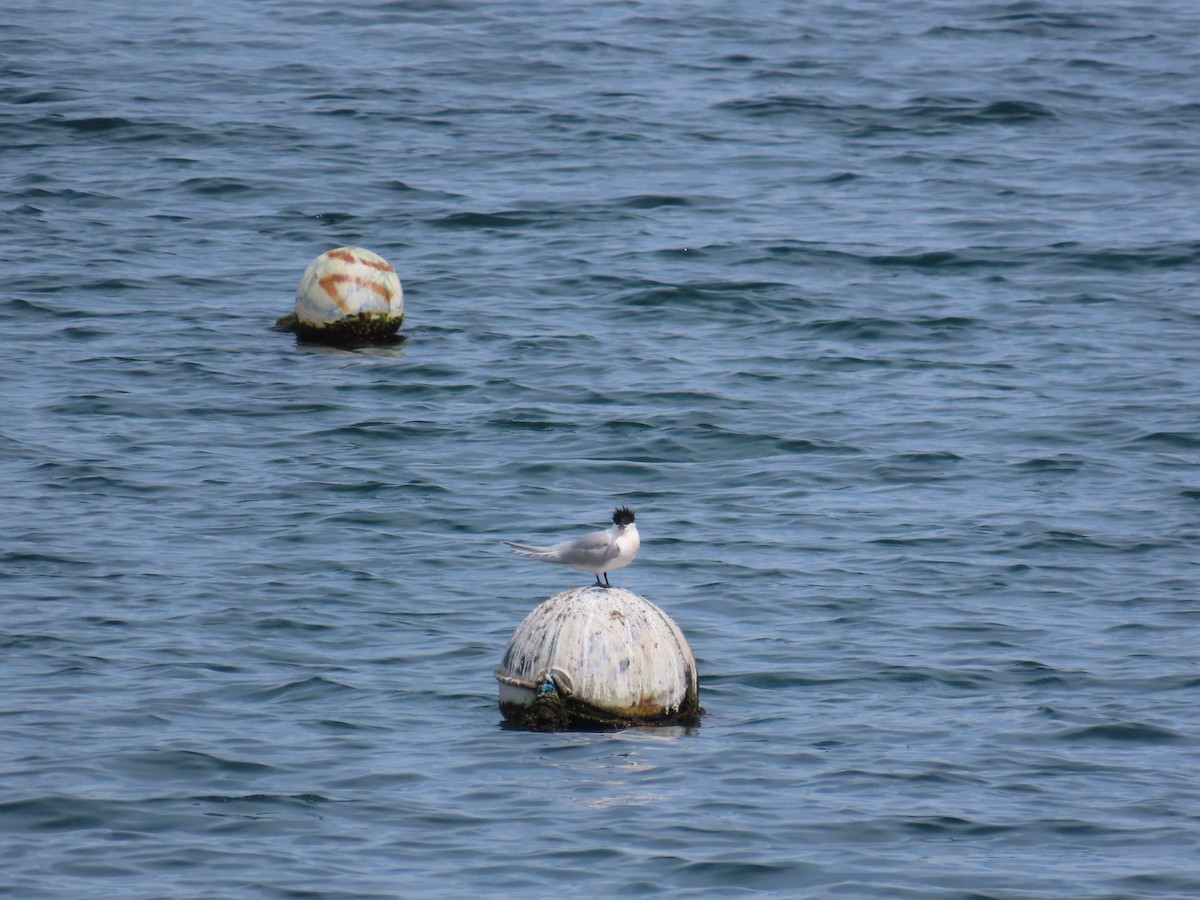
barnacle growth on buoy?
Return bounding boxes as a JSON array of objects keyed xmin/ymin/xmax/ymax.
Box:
[
  {"xmin": 275, "ymin": 246, "xmax": 404, "ymax": 344},
  {"xmin": 496, "ymin": 586, "xmax": 701, "ymax": 731}
]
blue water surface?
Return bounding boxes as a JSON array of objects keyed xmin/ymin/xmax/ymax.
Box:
[{"xmin": 3, "ymin": 1, "xmax": 1200, "ymax": 896}]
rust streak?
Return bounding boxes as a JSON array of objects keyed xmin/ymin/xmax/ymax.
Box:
[
  {"xmin": 327, "ymin": 249, "xmax": 395, "ymax": 273},
  {"xmin": 318, "ymin": 274, "xmax": 391, "ymax": 313},
  {"xmin": 318, "ymin": 274, "xmax": 352, "ymax": 313}
]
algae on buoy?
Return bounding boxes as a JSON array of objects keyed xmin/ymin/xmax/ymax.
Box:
[
  {"xmin": 495, "ymin": 586, "xmax": 701, "ymax": 731},
  {"xmin": 276, "ymin": 246, "xmax": 404, "ymax": 344}
]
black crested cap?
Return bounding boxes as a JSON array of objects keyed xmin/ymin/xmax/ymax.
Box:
[{"xmin": 612, "ymin": 506, "xmax": 635, "ymax": 526}]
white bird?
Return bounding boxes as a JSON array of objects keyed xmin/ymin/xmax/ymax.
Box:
[{"xmin": 504, "ymin": 506, "xmax": 640, "ymax": 588}]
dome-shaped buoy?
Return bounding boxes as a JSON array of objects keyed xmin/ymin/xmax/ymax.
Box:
[
  {"xmin": 495, "ymin": 586, "xmax": 701, "ymax": 731},
  {"xmin": 276, "ymin": 247, "xmax": 404, "ymax": 344}
]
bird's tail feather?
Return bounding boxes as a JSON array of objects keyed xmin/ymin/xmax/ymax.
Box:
[{"xmin": 503, "ymin": 541, "xmax": 553, "ymax": 559}]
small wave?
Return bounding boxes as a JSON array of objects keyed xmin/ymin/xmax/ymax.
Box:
[
  {"xmin": 192, "ymin": 792, "xmax": 333, "ymax": 807},
  {"xmin": 873, "ymin": 451, "xmax": 965, "ymax": 483},
  {"xmin": 2, "ymin": 297, "xmax": 67, "ymax": 318},
  {"xmin": 871, "ymin": 663, "xmax": 990, "ymax": 690},
  {"xmin": 616, "ymin": 280, "xmax": 809, "ymax": 314},
  {"xmin": 717, "ymin": 94, "xmax": 838, "ymax": 118},
  {"xmin": 1059, "ymin": 241, "xmax": 1200, "ymax": 271},
  {"xmin": 247, "ymin": 676, "xmax": 357, "ymax": 703},
  {"xmin": 1006, "ymin": 660, "xmax": 1076, "ymax": 688},
  {"xmin": 120, "ymin": 750, "xmax": 281, "ymax": 776},
  {"xmin": 986, "ymin": 10, "xmax": 1107, "ymax": 34}
]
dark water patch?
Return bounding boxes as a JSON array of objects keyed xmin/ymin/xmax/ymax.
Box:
[
  {"xmin": 1126, "ymin": 431, "xmax": 1200, "ymax": 450},
  {"xmin": 0, "ymin": 797, "xmax": 110, "ymax": 832},
  {"xmin": 1, "ymin": 87, "xmax": 81, "ymax": 104},
  {"xmin": 1010, "ymin": 454, "xmax": 1089, "ymax": 473},
  {"xmin": 0, "ymin": 549, "xmax": 95, "ymax": 572},
  {"xmin": 252, "ymin": 617, "xmax": 337, "ymax": 634},
  {"xmin": 309, "ymin": 211, "xmax": 357, "ymax": 225},
  {"xmin": 42, "ymin": 115, "xmax": 136, "ymax": 133},
  {"xmin": 32, "ymin": 114, "xmax": 212, "ymax": 145},
  {"xmin": 488, "ymin": 416, "xmax": 579, "ymax": 433},
  {"xmin": 617, "ymin": 193, "xmax": 693, "ymax": 209},
  {"xmin": 975, "ymin": 100, "xmax": 1058, "ymax": 122},
  {"xmin": 181, "ymin": 177, "xmax": 257, "ymax": 196},
  {"xmin": 317, "ymin": 420, "xmax": 467, "ymax": 442},
  {"xmin": 1051, "ymin": 722, "xmax": 1186, "ymax": 744},
  {"xmin": 867, "ymin": 250, "xmax": 991, "ymax": 270},
  {"xmin": 900, "ymin": 96, "xmax": 1058, "ymax": 126},
  {"xmin": 430, "ymin": 210, "xmax": 537, "ymax": 229}
]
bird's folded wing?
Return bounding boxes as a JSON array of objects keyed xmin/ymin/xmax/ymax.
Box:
[{"xmin": 552, "ymin": 531, "xmax": 616, "ymax": 564}]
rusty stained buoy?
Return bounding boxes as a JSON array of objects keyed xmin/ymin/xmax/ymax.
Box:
[
  {"xmin": 277, "ymin": 246, "xmax": 404, "ymax": 344},
  {"xmin": 495, "ymin": 586, "xmax": 701, "ymax": 731}
]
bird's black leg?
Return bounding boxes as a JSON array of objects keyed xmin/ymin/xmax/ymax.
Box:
[
  {"xmin": 603, "ymin": 572, "xmax": 611, "ymax": 587},
  {"xmin": 594, "ymin": 574, "xmax": 604, "ymax": 587}
]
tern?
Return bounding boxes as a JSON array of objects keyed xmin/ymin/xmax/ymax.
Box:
[{"xmin": 504, "ymin": 506, "xmax": 639, "ymax": 587}]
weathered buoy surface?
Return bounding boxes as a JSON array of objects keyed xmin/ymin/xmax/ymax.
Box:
[
  {"xmin": 278, "ymin": 247, "xmax": 404, "ymax": 343},
  {"xmin": 495, "ymin": 586, "xmax": 701, "ymax": 731}
]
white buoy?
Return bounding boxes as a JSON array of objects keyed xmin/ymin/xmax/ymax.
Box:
[
  {"xmin": 495, "ymin": 586, "xmax": 701, "ymax": 730},
  {"xmin": 278, "ymin": 247, "xmax": 404, "ymax": 343}
]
